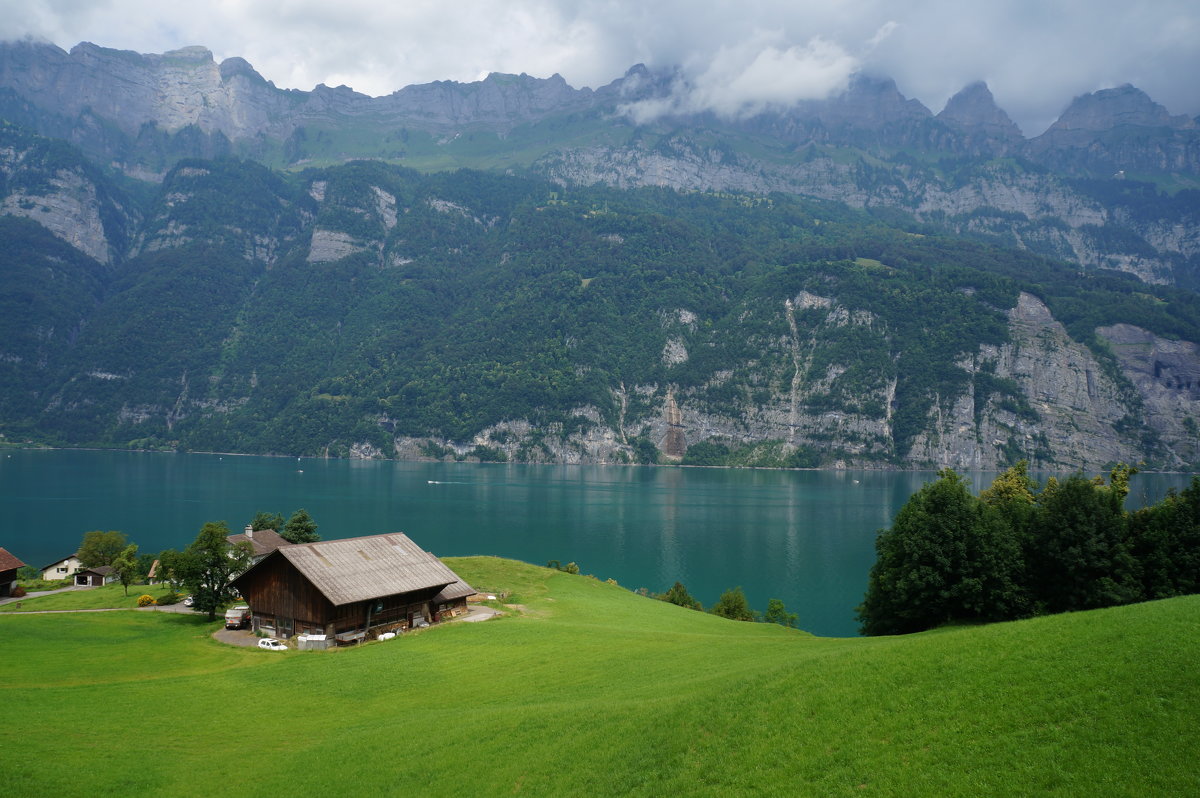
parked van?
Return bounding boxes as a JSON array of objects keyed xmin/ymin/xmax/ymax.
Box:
[{"xmin": 224, "ymin": 605, "xmax": 251, "ymax": 629}]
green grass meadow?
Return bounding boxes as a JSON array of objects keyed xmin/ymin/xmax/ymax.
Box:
[
  {"xmin": 0, "ymin": 582, "xmax": 180, "ymax": 612},
  {"xmin": 2, "ymin": 556, "xmax": 1197, "ymax": 797}
]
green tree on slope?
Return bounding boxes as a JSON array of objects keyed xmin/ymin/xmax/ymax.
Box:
[
  {"xmin": 858, "ymin": 469, "xmax": 1027, "ymax": 635},
  {"xmin": 661, "ymin": 581, "xmax": 703, "ymax": 611},
  {"xmin": 711, "ymin": 586, "xmax": 757, "ymax": 622},
  {"xmin": 281, "ymin": 509, "xmax": 319, "ymax": 544}
]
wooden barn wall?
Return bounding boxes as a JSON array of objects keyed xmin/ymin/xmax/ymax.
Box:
[
  {"xmin": 238, "ymin": 556, "xmax": 334, "ymax": 627},
  {"xmin": 329, "ymin": 584, "xmax": 447, "ymax": 634}
]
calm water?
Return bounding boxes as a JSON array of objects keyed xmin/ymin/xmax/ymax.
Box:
[{"xmin": 1, "ymin": 450, "xmax": 1194, "ymax": 636}]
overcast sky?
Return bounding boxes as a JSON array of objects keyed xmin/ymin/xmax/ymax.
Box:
[{"xmin": 2, "ymin": 0, "xmax": 1197, "ymax": 136}]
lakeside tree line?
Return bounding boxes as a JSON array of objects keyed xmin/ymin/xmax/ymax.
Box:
[{"xmin": 857, "ymin": 463, "xmax": 1200, "ymax": 635}]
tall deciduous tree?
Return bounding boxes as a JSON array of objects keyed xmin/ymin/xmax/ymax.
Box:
[
  {"xmin": 175, "ymin": 522, "xmax": 253, "ymax": 621},
  {"xmin": 110, "ymin": 543, "xmax": 141, "ymax": 596},
  {"xmin": 77, "ymin": 530, "xmax": 128, "ymax": 568},
  {"xmin": 282, "ymin": 509, "xmax": 319, "ymax": 544},
  {"xmin": 156, "ymin": 549, "xmax": 183, "ymax": 590}
]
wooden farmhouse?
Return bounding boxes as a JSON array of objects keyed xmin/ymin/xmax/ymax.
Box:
[
  {"xmin": 231, "ymin": 533, "xmax": 474, "ymax": 644},
  {"xmin": 0, "ymin": 547, "xmax": 25, "ymax": 597}
]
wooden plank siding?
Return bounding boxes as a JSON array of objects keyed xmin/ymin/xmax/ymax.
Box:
[{"xmin": 235, "ymin": 554, "xmax": 334, "ymax": 636}]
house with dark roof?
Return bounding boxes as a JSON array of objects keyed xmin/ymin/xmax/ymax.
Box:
[
  {"xmin": 0, "ymin": 547, "xmax": 25, "ymax": 597},
  {"xmin": 231, "ymin": 533, "xmax": 474, "ymax": 644},
  {"xmin": 74, "ymin": 565, "xmax": 115, "ymax": 587},
  {"xmin": 227, "ymin": 526, "xmax": 291, "ymax": 564}
]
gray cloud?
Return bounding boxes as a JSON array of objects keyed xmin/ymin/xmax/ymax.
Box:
[{"xmin": 1, "ymin": 0, "xmax": 1196, "ymax": 135}]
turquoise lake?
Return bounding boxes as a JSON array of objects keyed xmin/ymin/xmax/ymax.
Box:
[{"xmin": 1, "ymin": 449, "xmax": 1194, "ymax": 636}]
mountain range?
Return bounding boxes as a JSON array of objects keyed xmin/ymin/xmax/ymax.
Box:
[{"xmin": 1, "ymin": 40, "xmax": 1198, "ymax": 469}]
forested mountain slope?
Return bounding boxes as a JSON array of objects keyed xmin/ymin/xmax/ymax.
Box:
[{"xmin": 2, "ymin": 141, "xmax": 1198, "ymax": 468}]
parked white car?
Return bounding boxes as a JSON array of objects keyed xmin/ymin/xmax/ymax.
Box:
[
  {"xmin": 183, "ymin": 595, "xmax": 194, "ymax": 607},
  {"xmin": 257, "ymin": 638, "xmax": 287, "ymax": 651}
]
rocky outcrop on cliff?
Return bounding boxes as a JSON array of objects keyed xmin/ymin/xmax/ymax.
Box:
[
  {"xmin": 907, "ymin": 293, "xmax": 1142, "ymax": 469},
  {"xmin": 0, "ymin": 123, "xmax": 137, "ymax": 262},
  {"xmin": 1097, "ymin": 323, "xmax": 1200, "ymax": 466}
]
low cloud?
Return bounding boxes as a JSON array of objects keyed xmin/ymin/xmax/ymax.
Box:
[
  {"xmin": 623, "ymin": 33, "xmax": 860, "ymax": 123},
  {"xmin": 2, "ymin": 0, "xmax": 1197, "ymax": 136}
]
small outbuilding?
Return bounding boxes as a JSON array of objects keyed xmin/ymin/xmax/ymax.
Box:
[
  {"xmin": 231, "ymin": 532, "xmax": 474, "ymax": 644},
  {"xmin": 74, "ymin": 566, "xmax": 115, "ymax": 587},
  {"xmin": 0, "ymin": 547, "xmax": 25, "ymax": 597}
]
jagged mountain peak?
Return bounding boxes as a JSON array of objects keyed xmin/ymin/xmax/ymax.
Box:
[
  {"xmin": 937, "ymin": 81, "xmax": 1024, "ymax": 141},
  {"xmin": 1049, "ymin": 84, "xmax": 1195, "ymax": 132},
  {"xmin": 217, "ymin": 56, "xmax": 269, "ymax": 86},
  {"xmin": 830, "ymin": 74, "xmax": 933, "ymax": 121}
]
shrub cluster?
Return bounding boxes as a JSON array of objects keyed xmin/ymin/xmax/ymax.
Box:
[
  {"xmin": 858, "ymin": 463, "xmax": 1200, "ymax": 635},
  {"xmin": 136, "ymin": 594, "xmax": 156, "ymax": 607}
]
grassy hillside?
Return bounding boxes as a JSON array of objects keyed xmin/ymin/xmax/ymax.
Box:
[{"xmin": 1, "ymin": 557, "xmax": 1197, "ymax": 796}]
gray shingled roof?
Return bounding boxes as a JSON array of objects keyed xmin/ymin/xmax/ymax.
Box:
[
  {"xmin": 433, "ymin": 580, "xmax": 475, "ymax": 603},
  {"xmin": 227, "ymin": 528, "xmax": 290, "ymax": 558},
  {"xmin": 278, "ymin": 533, "xmax": 473, "ymax": 607}
]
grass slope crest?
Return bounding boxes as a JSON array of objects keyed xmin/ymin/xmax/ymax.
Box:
[{"xmin": 0, "ymin": 556, "xmax": 1196, "ymax": 796}]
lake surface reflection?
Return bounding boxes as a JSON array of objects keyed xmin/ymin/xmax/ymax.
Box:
[{"xmin": 1, "ymin": 450, "xmax": 1193, "ymax": 636}]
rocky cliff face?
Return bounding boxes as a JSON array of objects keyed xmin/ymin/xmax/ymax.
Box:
[
  {"xmin": 0, "ymin": 123, "xmax": 138, "ymax": 262},
  {"xmin": 408, "ymin": 292, "xmax": 1189, "ymax": 470},
  {"xmin": 1097, "ymin": 323, "xmax": 1200, "ymax": 467}
]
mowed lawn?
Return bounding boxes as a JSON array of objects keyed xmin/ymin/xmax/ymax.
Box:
[
  {"xmin": 2, "ymin": 556, "xmax": 1197, "ymax": 797},
  {"xmin": 0, "ymin": 582, "xmax": 181, "ymax": 612}
]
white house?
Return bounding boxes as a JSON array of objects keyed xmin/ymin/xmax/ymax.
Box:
[{"xmin": 41, "ymin": 552, "xmax": 82, "ymax": 581}]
